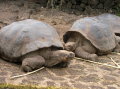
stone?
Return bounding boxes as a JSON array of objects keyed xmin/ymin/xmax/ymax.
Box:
[
  {"xmin": 67, "ymin": 68, "xmax": 86, "ymax": 75},
  {"xmin": 60, "ymin": 82, "xmax": 71, "ymax": 87},
  {"xmin": 107, "ymin": 86, "xmax": 117, "ymax": 89},
  {"xmin": 47, "ymin": 81, "xmax": 56, "ymax": 86},
  {"xmin": 103, "ymin": 75, "xmax": 116, "ymax": 81},
  {"xmin": 90, "ymin": 85, "xmax": 104, "ymax": 89},
  {"xmin": 101, "ymin": 81, "xmax": 116, "ymax": 85},
  {"xmin": 78, "ymin": 74, "xmax": 100, "ymax": 83},
  {"xmin": 49, "ymin": 69, "xmax": 68, "ymax": 76},
  {"xmin": 74, "ymin": 83, "xmax": 89, "ymax": 89}
]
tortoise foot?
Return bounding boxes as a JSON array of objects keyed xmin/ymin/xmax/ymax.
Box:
[
  {"xmin": 89, "ymin": 54, "xmax": 98, "ymax": 61},
  {"xmin": 22, "ymin": 55, "xmax": 45, "ymax": 72}
]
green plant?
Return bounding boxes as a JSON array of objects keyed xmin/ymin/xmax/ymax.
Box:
[{"xmin": 0, "ymin": 84, "xmax": 69, "ymax": 89}]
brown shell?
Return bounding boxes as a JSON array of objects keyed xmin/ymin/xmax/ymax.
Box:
[
  {"xmin": 63, "ymin": 17, "xmax": 116, "ymax": 51},
  {"xmin": 95, "ymin": 13, "xmax": 120, "ymax": 34},
  {"xmin": 0, "ymin": 19, "xmax": 63, "ymax": 59}
]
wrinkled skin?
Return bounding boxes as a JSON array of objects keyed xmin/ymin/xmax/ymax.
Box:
[
  {"xmin": 64, "ymin": 32, "xmax": 120, "ymax": 61},
  {"xmin": 21, "ymin": 47, "xmax": 75, "ymax": 72}
]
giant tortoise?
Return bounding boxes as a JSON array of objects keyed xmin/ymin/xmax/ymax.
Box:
[
  {"xmin": 63, "ymin": 17, "xmax": 120, "ymax": 61},
  {"xmin": 0, "ymin": 19, "xmax": 75, "ymax": 72}
]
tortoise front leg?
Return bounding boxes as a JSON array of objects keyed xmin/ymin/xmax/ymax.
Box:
[
  {"xmin": 75, "ymin": 47, "xmax": 98, "ymax": 61},
  {"xmin": 22, "ymin": 55, "xmax": 45, "ymax": 72},
  {"xmin": 113, "ymin": 44, "xmax": 120, "ymax": 53},
  {"xmin": 114, "ymin": 36, "xmax": 120, "ymax": 52},
  {"xmin": 116, "ymin": 36, "xmax": 120, "ymax": 43}
]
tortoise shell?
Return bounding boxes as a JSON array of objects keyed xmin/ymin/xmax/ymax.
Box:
[
  {"xmin": 0, "ymin": 19, "xmax": 63, "ymax": 59},
  {"xmin": 96, "ymin": 13, "xmax": 120, "ymax": 35},
  {"xmin": 63, "ymin": 17, "xmax": 116, "ymax": 51}
]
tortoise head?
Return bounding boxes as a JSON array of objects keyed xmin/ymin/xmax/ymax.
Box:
[
  {"xmin": 46, "ymin": 50, "xmax": 75, "ymax": 67},
  {"xmin": 63, "ymin": 32, "xmax": 80, "ymax": 51},
  {"xmin": 52, "ymin": 50, "xmax": 75, "ymax": 61},
  {"xmin": 64, "ymin": 42, "xmax": 77, "ymax": 51}
]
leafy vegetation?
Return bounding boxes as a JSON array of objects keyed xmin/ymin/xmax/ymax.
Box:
[
  {"xmin": 46, "ymin": 0, "xmax": 120, "ymax": 14},
  {"xmin": 0, "ymin": 84, "xmax": 70, "ymax": 89}
]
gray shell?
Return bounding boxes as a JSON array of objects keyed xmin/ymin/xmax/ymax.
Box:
[
  {"xmin": 63, "ymin": 17, "xmax": 116, "ymax": 51},
  {"xmin": 95, "ymin": 13, "xmax": 120, "ymax": 34},
  {"xmin": 0, "ymin": 19, "xmax": 63, "ymax": 59}
]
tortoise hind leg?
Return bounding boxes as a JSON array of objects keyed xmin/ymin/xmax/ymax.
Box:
[
  {"xmin": 75, "ymin": 46, "xmax": 98, "ymax": 61},
  {"xmin": 22, "ymin": 55, "xmax": 45, "ymax": 72}
]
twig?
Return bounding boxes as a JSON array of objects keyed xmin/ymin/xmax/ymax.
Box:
[
  {"xmin": 74, "ymin": 57, "xmax": 120, "ymax": 69},
  {"xmin": 111, "ymin": 52, "xmax": 120, "ymax": 55},
  {"xmin": 10, "ymin": 67, "xmax": 45, "ymax": 79},
  {"xmin": 107, "ymin": 56, "xmax": 120, "ymax": 67}
]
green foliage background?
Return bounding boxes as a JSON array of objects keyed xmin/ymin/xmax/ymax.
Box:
[{"xmin": 45, "ymin": 0, "xmax": 120, "ymax": 13}]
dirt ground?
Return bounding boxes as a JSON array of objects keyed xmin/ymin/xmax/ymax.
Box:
[{"xmin": 0, "ymin": 1, "xmax": 120, "ymax": 89}]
